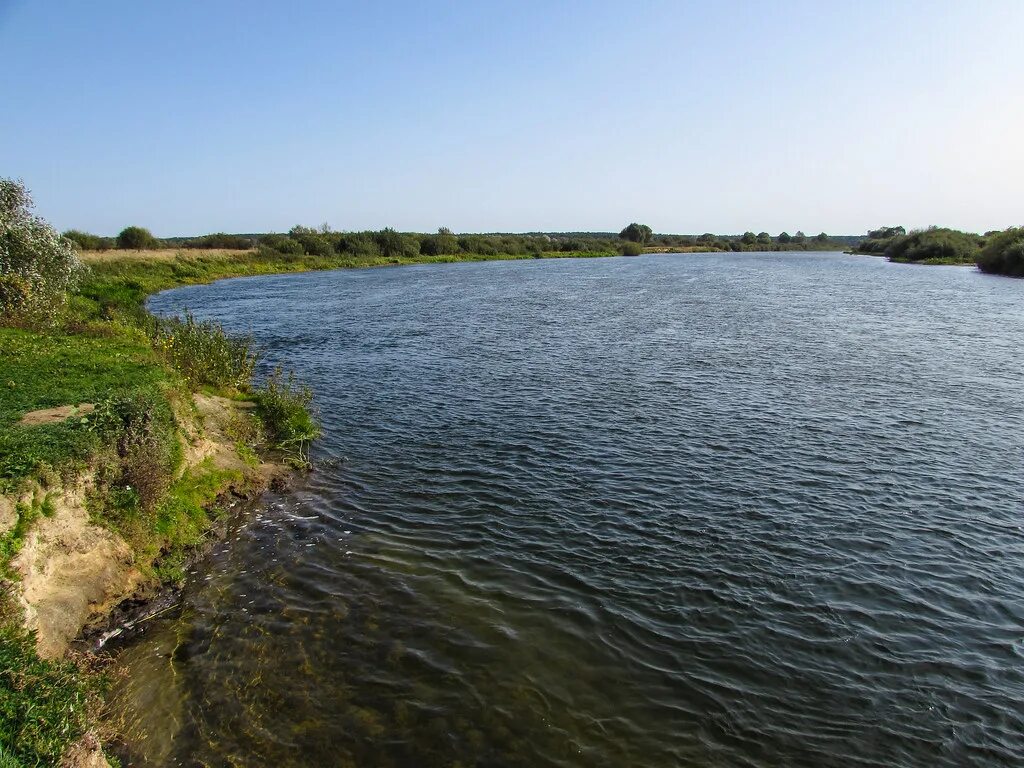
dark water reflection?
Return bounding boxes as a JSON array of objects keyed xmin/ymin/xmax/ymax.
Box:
[{"xmin": 119, "ymin": 253, "xmax": 1024, "ymax": 767}]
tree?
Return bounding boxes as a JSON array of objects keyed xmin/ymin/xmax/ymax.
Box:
[
  {"xmin": 867, "ymin": 225, "xmax": 905, "ymax": 240},
  {"xmin": 185, "ymin": 233, "xmax": 252, "ymax": 249},
  {"xmin": 618, "ymin": 223, "xmax": 653, "ymax": 244},
  {"xmin": 63, "ymin": 229, "xmax": 112, "ymax": 251},
  {"xmin": 117, "ymin": 225, "xmax": 157, "ymax": 249},
  {"xmin": 793, "ymin": 231, "xmax": 806, "ymax": 243},
  {"xmin": 435, "ymin": 227, "xmax": 458, "ymax": 254},
  {"xmin": 778, "ymin": 231, "xmax": 792, "ymax": 244},
  {"xmin": 1, "ymin": 178, "xmax": 86, "ymax": 326},
  {"xmin": 855, "ymin": 225, "xmax": 907, "ymax": 255},
  {"xmin": 815, "ymin": 232, "xmax": 829, "ymax": 243},
  {"xmin": 697, "ymin": 232, "xmax": 716, "ymax": 245},
  {"xmin": 757, "ymin": 232, "xmax": 771, "ymax": 244},
  {"xmin": 741, "ymin": 231, "xmax": 757, "ymax": 245},
  {"xmin": 287, "ymin": 225, "xmax": 334, "ymax": 256}
]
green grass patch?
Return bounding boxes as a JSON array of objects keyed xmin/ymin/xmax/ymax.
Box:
[
  {"xmin": 0, "ymin": 623, "xmax": 103, "ymax": 767},
  {"xmin": 0, "ymin": 328, "xmax": 176, "ymax": 491},
  {"xmin": 254, "ymin": 369, "xmax": 320, "ymax": 467},
  {"xmin": 146, "ymin": 459, "xmax": 243, "ymax": 584},
  {"xmin": 151, "ymin": 311, "xmax": 257, "ymax": 389},
  {"xmin": 0, "ymin": 491, "xmax": 54, "ymax": 576}
]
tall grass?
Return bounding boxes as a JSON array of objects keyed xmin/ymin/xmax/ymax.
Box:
[
  {"xmin": 254, "ymin": 368, "xmax": 320, "ymax": 467},
  {"xmin": 150, "ymin": 311, "xmax": 257, "ymax": 389}
]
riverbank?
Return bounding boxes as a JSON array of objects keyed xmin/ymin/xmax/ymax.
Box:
[{"xmin": 0, "ymin": 245, "xmax": 621, "ymax": 765}]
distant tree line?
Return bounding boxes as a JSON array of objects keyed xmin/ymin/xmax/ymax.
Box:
[
  {"xmin": 632, "ymin": 226, "xmax": 841, "ymax": 253},
  {"xmin": 254, "ymin": 226, "xmax": 619, "ymax": 260},
  {"xmin": 63, "ymin": 222, "xmax": 1024, "ymax": 277}
]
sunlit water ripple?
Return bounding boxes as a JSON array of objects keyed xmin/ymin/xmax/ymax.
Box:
[{"xmin": 116, "ymin": 252, "xmax": 1024, "ymax": 767}]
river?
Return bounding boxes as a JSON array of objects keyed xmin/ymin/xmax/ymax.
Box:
[{"xmin": 115, "ymin": 252, "xmax": 1024, "ymax": 767}]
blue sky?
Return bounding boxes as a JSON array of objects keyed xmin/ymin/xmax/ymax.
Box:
[{"xmin": 1, "ymin": 0, "xmax": 1022, "ymax": 236}]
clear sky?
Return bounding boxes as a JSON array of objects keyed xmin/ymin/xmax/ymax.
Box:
[{"xmin": 1, "ymin": 0, "xmax": 1022, "ymax": 236}]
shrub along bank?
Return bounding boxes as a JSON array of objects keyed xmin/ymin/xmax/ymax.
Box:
[
  {"xmin": 852, "ymin": 224, "xmax": 1024, "ymax": 275},
  {"xmin": 977, "ymin": 227, "xmax": 1024, "ymax": 278}
]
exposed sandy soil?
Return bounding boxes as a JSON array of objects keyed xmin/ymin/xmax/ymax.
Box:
[
  {"xmin": 0, "ymin": 495, "xmax": 15, "ymax": 534},
  {"xmin": 13, "ymin": 479, "xmax": 143, "ymax": 659},
  {"xmin": 9, "ymin": 392, "xmax": 288, "ymax": 660},
  {"xmin": 18, "ymin": 403, "xmax": 95, "ymax": 426},
  {"xmin": 192, "ymin": 392, "xmax": 289, "ymax": 487},
  {"xmin": 61, "ymin": 731, "xmax": 109, "ymax": 768}
]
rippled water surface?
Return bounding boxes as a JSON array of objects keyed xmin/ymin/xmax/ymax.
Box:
[{"xmin": 121, "ymin": 253, "xmax": 1024, "ymax": 767}]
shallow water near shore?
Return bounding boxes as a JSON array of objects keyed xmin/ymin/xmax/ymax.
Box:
[{"xmin": 117, "ymin": 252, "xmax": 1024, "ymax": 766}]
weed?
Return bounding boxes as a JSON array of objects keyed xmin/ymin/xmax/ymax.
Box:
[
  {"xmin": 253, "ymin": 369, "xmax": 320, "ymax": 467},
  {"xmin": 150, "ymin": 312, "xmax": 257, "ymax": 389}
]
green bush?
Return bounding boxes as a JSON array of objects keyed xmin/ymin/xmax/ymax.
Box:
[
  {"xmin": 885, "ymin": 227, "xmax": 980, "ymax": 264},
  {"xmin": 287, "ymin": 227, "xmax": 336, "ymax": 257},
  {"xmin": 0, "ymin": 179, "xmax": 87, "ymax": 327},
  {"xmin": 259, "ymin": 233, "xmax": 305, "ymax": 255},
  {"xmin": 62, "ymin": 230, "xmax": 113, "ymax": 251},
  {"xmin": 87, "ymin": 389, "xmax": 179, "ymax": 518},
  {"xmin": 334, "ymin": 232, "xmax": 378, "ymax": 258},
  {"xmin": 116, "ymin": 226, "xmax": 157, "ymax": 250},
  {"xmin": 419, "ymin": 229, "xmax": 461, "ymax": 256},
  {"xmin": 151, "ymin": 312, "xmax": 258, "ymax": 388},
  {"xmin": 0, "ymin": 623, "xmax": 101, "ymax": 767},
  {"xmin": 977, "ymin": 227, "xmax": 1024, "ymax": 277},
  {"xmin": 185, "ymin": 233, "xmax": 253, "ymax": 250},
  {"xmin": 254, "ymin": 368, "xmax": 320, "ymax": 466},
  {"xmin": 374, "ymin": 228, "xmax": 421, "ymax": 259},
  {"xmin": 619, "ymin": 241, "xmax": 643, "ymax": 256}
]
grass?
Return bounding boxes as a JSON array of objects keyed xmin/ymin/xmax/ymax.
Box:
[
  {"xmin": 151, "ymin": 311, "xmax": 258, "ymax": 389},
  {"xmin": 889, "ymin": 256, "xmax": 978, "ymax": 266},
  {"xmin": 254, "ymin": 368, "xmax": 320, "ymax": 467},
  {"xmin": 0, "ymin": 623, "xmax": 104, "ymax": 768},
  {"xmin": 75, "ymin": 247, "xmax": 615, "ymax": 322},
  {"xmin": 0, "ymin": 491, "xmax": 55, "ymax": 578},
  {"xmin": 137, "ymin": 459, "xmax": 243, "ymax": 584},
  {"xmin": 0, "ymin": 328, "xmax": 176, "ymax": 491}
]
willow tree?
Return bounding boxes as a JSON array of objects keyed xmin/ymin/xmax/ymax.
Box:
[
  {"xmin": 0, "ymin": 178, "xmax": 86, "ymax": 326},
  {"xmin": 619, "ymin": 223, "xmax": 653, "ymax": 244}
]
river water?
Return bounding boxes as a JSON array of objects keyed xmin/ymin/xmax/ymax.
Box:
[{"xmin": 119, "ymin": 252, "xmax": 1024, "ymax": 767}]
